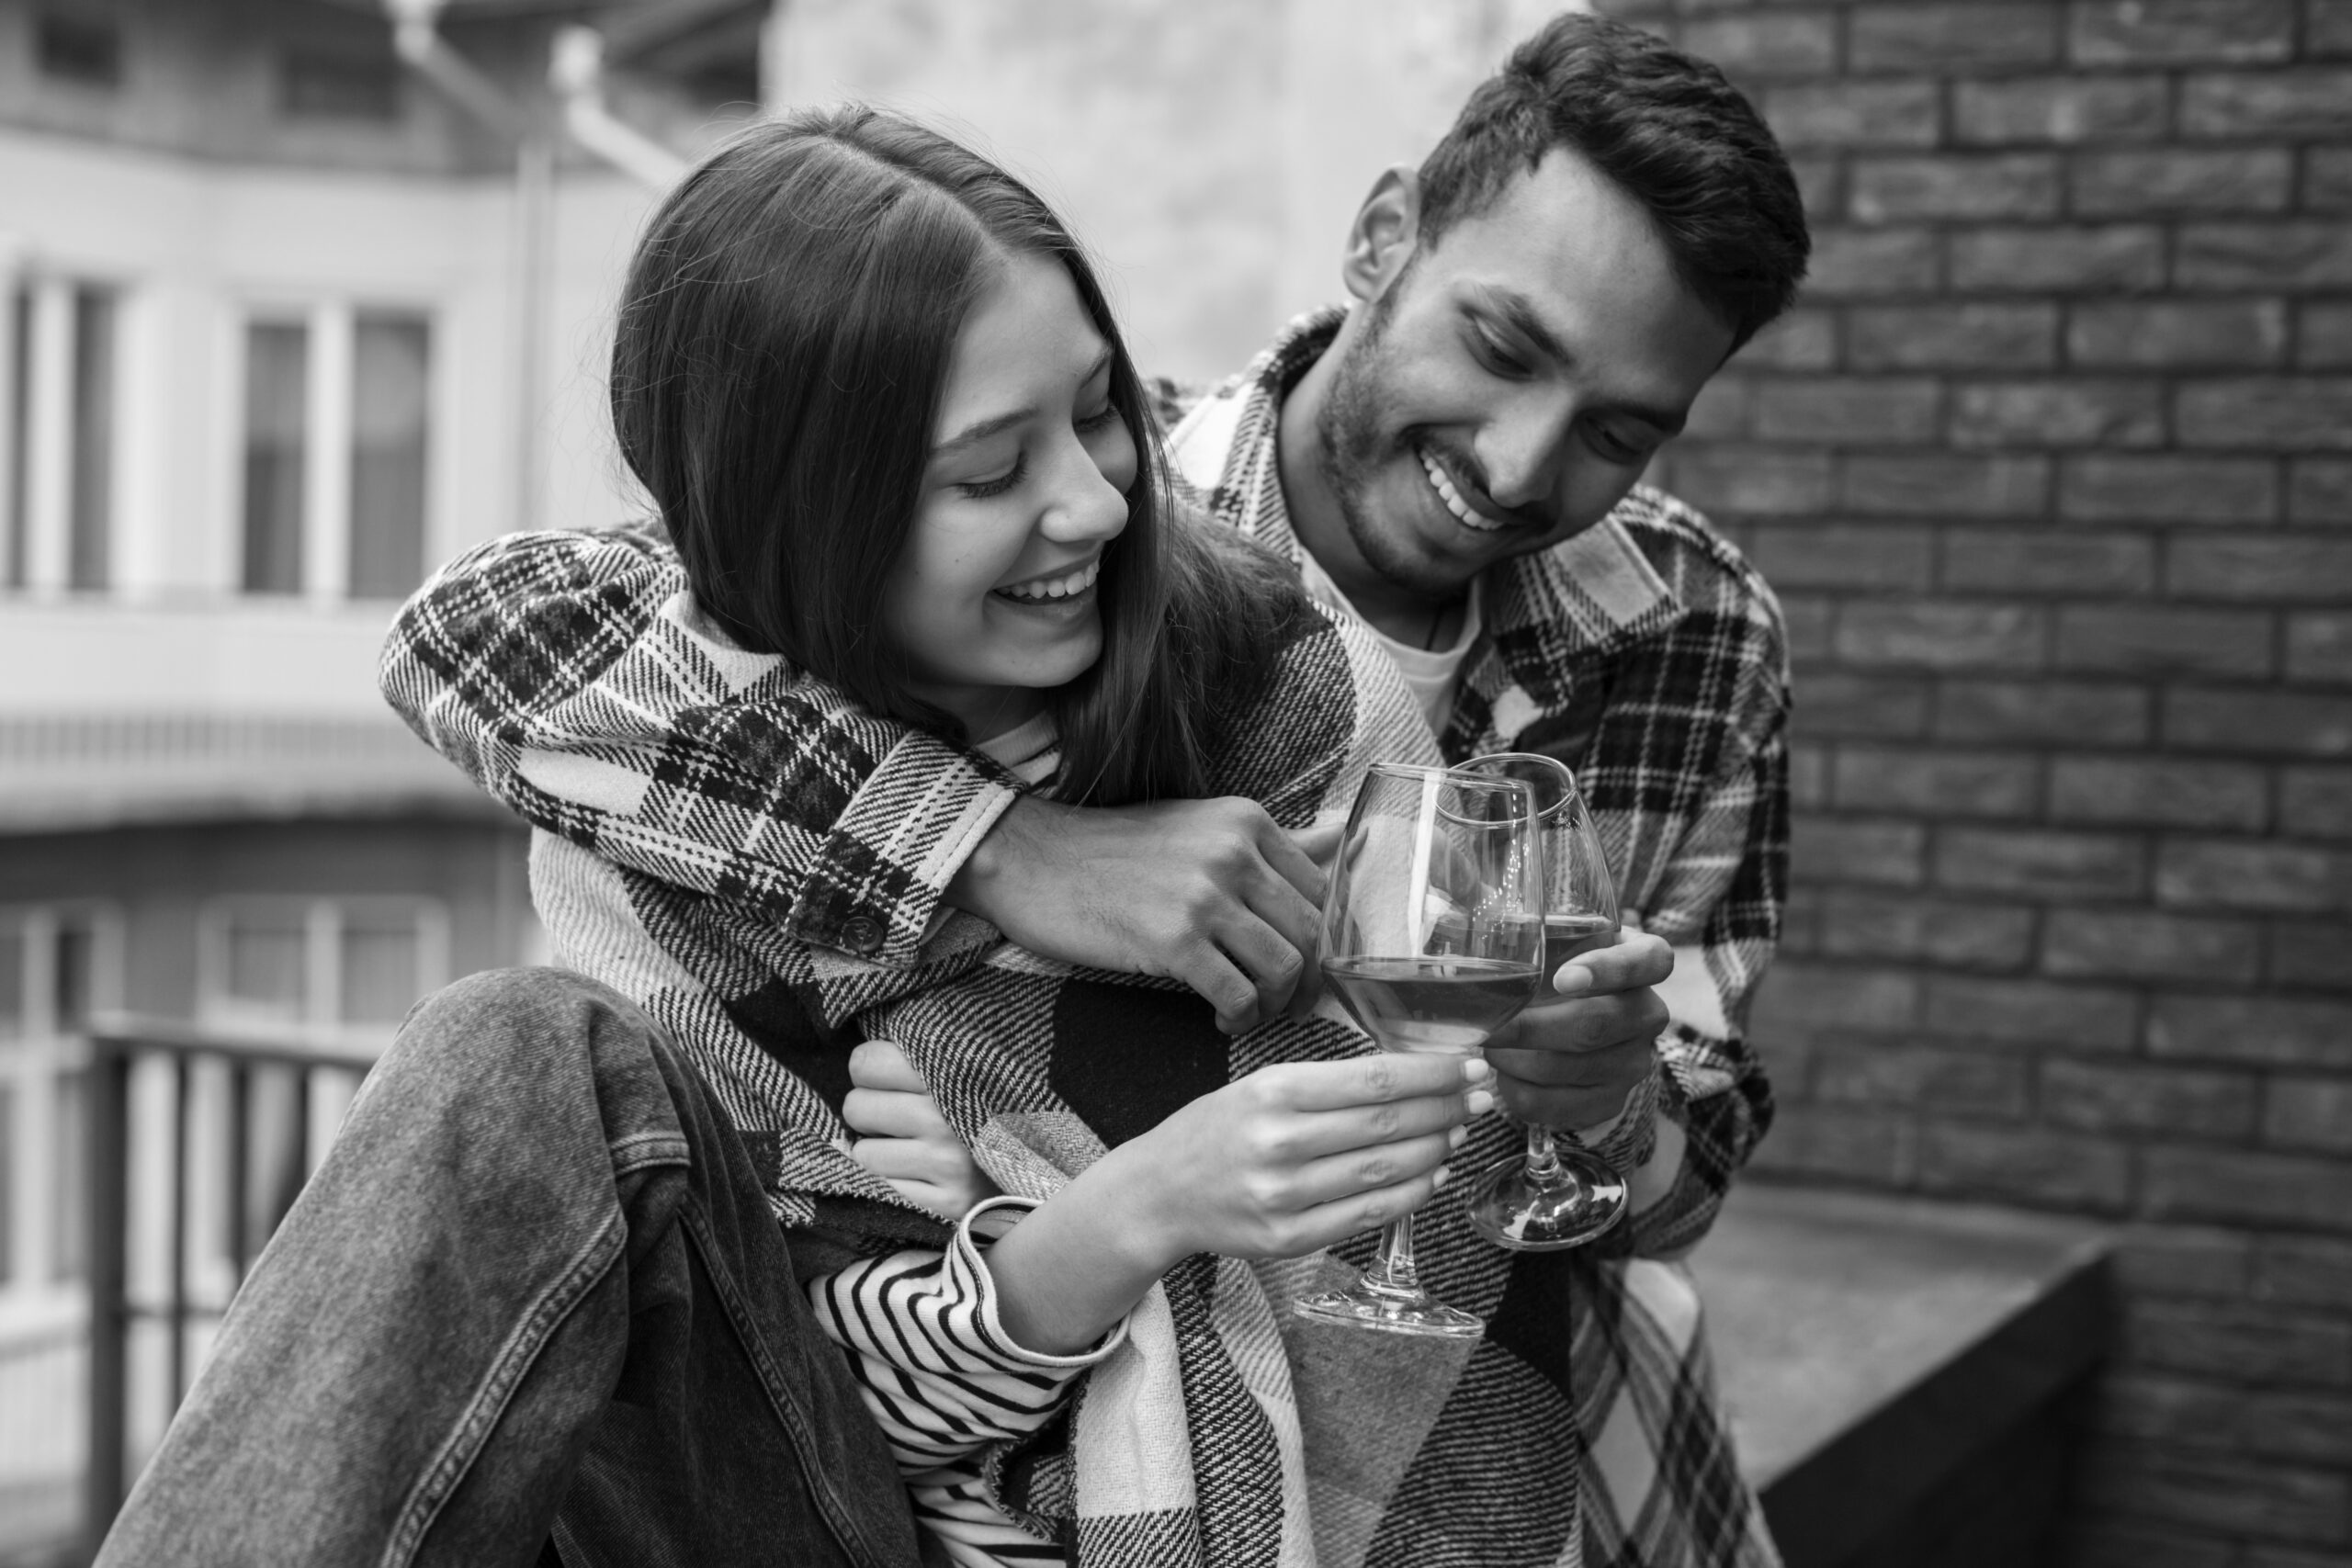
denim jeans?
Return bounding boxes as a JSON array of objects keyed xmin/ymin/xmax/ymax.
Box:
[{"xmin": 96, "ymin": 968, "xmax": 924, "ymax": 1568}]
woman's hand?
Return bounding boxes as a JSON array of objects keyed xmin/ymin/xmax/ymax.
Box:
[
  {"xmin": 946, "ymin": 795, "xmax": 1339, "ymax": 1035},
  {"xmin": 842, "ymin": 1040, "xmax": 999, "ymax": 1220}
]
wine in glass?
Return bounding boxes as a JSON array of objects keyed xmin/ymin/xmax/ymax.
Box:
[
  {"xmin": 1458, "ymin": 752, "xmax": 1630, "ymax": 1251},
  {"xmin": 1294, "ymin": 762, "xmax": 1546, "ymax": 1339}
]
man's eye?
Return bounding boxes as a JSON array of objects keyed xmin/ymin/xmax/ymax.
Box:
[
  {"xmin": 1587, "ymin": 424, "xmax": 1645, "ymax": 464},
  {"xmin": 1471, "ymin": 327, "xmax": 1529, "ymax": 378},
  {"xmin": 957, "ymin": 454, "xmax": 1026, "ymax": 500}
]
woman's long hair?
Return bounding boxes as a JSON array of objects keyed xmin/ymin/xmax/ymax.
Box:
[{"xmin": 610, "ymin": 106, "xmax": 1305, "ymax": 806}]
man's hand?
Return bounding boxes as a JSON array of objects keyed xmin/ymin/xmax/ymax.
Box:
[
  {"xmin": 1481, "ymin": 922, "xmax": 1672, "ymax": 1131},
  {"xmin": 842, "ymin": 1040, "xmax": 998, "ymax": 1220},
  {"xmin": 947, "ymin": 795, "xmax": 1339, "ymax": 1034}
]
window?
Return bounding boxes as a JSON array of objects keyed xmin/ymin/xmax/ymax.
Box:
[
  {"xmin": 239, "ymin": 306, "xmax": 432, "ymax": 601},
  {"xmin": 280, "ymin": 48, "xmax": 400, "ymax": 121},
  {"xmin": 36, "ymin": 11, "xmax": 123, "ymax": 89},
  {"xmin": 4, "ymin": 277, "xmax": 117, "ymax": 593},
  {"xmin": 200, "ymin": 897, "xmax": 447, "ymax": 1038},
  {"xmin": 0, "ymin": 908, "xmax": 120, "ymax": 1298}
]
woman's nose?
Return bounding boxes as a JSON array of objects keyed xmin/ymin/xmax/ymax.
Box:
[{"xmin": 1041, "ymin": 438, "xmax": 1131, "ymax": 543}]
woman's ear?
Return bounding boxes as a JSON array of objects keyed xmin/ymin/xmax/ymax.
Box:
[{"xmin": 1340, "ymin": 166, "xmax": 1420, "ymax": 305}]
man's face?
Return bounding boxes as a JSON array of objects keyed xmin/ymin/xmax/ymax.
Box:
[{"xmin": 1311, "ymin": 148, "xmax": 1737, "ymax": 604}]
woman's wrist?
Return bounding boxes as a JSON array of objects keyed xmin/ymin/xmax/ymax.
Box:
[{"xmin": 978, "ymin": 1144, "xmax": 1182, "ymax": 1356}]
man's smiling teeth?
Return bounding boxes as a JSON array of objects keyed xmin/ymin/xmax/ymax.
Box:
[
  {"xmin": 1419, "ymin": 449, "xmax": 1510, "ymax": 532},
  {"xmin": 995, "ymin": 559, "xmax": 1101, "ymax": 601}
]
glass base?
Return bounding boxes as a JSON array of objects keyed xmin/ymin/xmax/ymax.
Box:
[
  {"xmin": 1465, "ymin": 1145, "xmax": 1629, "ymax": 1251},
  {"xmin": 1293, "ymin": 1280, "xmax": 1485, "ymax": 1339}
]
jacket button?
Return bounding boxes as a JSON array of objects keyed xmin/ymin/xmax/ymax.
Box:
[{"xmin": 841, "ymin": 915, "xmax": 885, "ymax": 956}]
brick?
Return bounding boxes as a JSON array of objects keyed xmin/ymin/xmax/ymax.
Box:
[
  {"xmin": 1848, "ymin": 302, "xmax": 2056, "ymax": 370},
  {"xmin": 1833, "ymin": 744, "xmax": 2040, "ymax": 817},
  {"xmin": 2055, "ymin": 605, "xmax": 2275, "ymax": 679},
  {"xmin": 2290, "ymin": 460, "xmax": 2352, "ymax": 525},
  {"xmin": 2099, "ymin": 1375, "xmax": 2352, "ymax": 1467},
  {"xmin": 1953, "ymin": 76, "xmax": 2169, "ymax": 146},
  {"xmin": 2067, "ymin": 300, "xmax": 2289, "ymax": 370},
  {"xmin": 2145, "ymin": 1146, "xmax": 2352, "ymax": 1235},
  {"xmin": 2080, "ymin": 1440, "xmax": 2351, "ymax": 1544},
  {"xmin": 1842, "ymin": 453, "xmax": 2050, "ymax": 515},
  {"xmin": 2070, "ymin": 0, "xmax": 2298, "ymax": 65},
  {"xmin": 2182, "ymin": 69, "xmax": 2352, "ymax": 139},
  {"xmin": 2287, "ymin": 612, "xmax": 2352, "ymax": 684},
  {"xmin": 2110, "ymin": 1224, "xmax": 2251, "ymax": 1298},
  {"xmin": 1917, "ymin": 1119, "xmax": 2132, "ymax": 1210},
  {"xmin": 2063, "ymin": 1523, "xmax": 2236, "ymax": 1568},
  {"xmin": 1950, "ymin": 226, "xmax": 2164, "ymax": 293},
  {"xmin": 2280, "ymin": 768, "xmax": 2352, "ymax": 839},
  {"xmin": 1793, "ymin": 673, "xmax": 1930, "ymax": 739},
  {"xmin": 1679, "ymin": 13, "xmax": 1839, "ymax": 77},
  {"xmin": 1752, "ymin": 377, "xmax": 1942, "ymax": 444},
  {"xmin": 2166, "ymin": 689, "xmax": 2352, "ymax": 757},
  {"xmin": 2043, "ymin": 1058, "xmax": 2258, "ymax": 1138},
  {"xmin": 1747, "ymin": 524, "xmax": 1933, "ymax": 590},
  {"xmin": 1746, "ymin": 1102, "xmax": 1917, "ymax": 1184},
  {"xmin": 2177, "ymin": 224, "xmax": 2352, "ymax": 292},
  {"xmin": 1814, "ymin": 1044, "xmax": 2029, "ymax": 1115},
  {"xmin": 2305, "ymin": 305, "xmax": 2352, "ymax": 372},
  {"xmin": 1938, "ymin": 678, "xmax": 2153, "ymax": 746},
  {"xmin": 1923, "ymin": 974, "xmax": 2141, "ymax": 1048},
  {"xmin": 1789, "ymin": 155, "xmax": 1842, "ymax": 227},
  {"xmin": 2123, "ymin": 1299, "xmax": 2352, "ymax": 1388},
  {"xmin": 1733, "ymin": 308, "xmax": 1838, "ymax": 372},
  {"xmin": 2169, "ymin": 536, "xmax": 2352, "ymax": 602},
  {"xmin": 1802, "ymin": 228, "xmax": 1942, "ymax": 297},
  {"xmin": 1791, "ymin": 815, "xmax": 1928, "ymax": 886},
  {"xmin": 2259, "ymin": 1235, "xmax": 2352, "ymax": 1309},
  {"xmin": 1790, "ymin": 739, "xmax": 1831, "ymax": 809},
  {"xmin": 2071, "ymin": 148, "xmax": 2295, "ymax": 218},
  {"xmin": 2178, "ymin": 380, "xmax": 2352, "ymax": 452},
  {"xmin": 1663, "ymin": 445, "xmax": 1834, "ymax": 519},
  {"xmin": 1750, "ymin": 958, "xmax": 1922, "ymax": 1031},
  {"xmin": 2245, "ymin": 1544, "xmax": 2352, "ymax": 1568},
  {"xmin": 1939, "ymin": 826, "xmax": 2147, "ymax": 899},
  {"xmin": 2274, "ymin": 921, "xmax": 2352, "ymax": 990},
  {"xmin": 2317, "ymin": 0, "xmax": 2352, "ymax": 54},
  {"xmin": 2045, "ymin": 909, "xmax": 2261, "ymax": 981},
  {"xmin": 2149, "ymin": 994, "xmax": 2352, "ymax": 1068},
  {"xmin": 1837, "ymin": 601, "xmax": 2044, "ymax": 671},
  {"xmin": 2265, "ymin": 1077, "xmax": 2352, "ymax": 1155},
  {"xmin": 2161, "ymin": 840, "xmax": 2352, "ymax": 913},
  {"xmin": 2313, "ymin": 149, "xmax": 2352, "ymax": 212},
  {"xmin": 1849, "ymin": 154, "xmax": 2062, "ymax": 223},
  {"xmin": 1849, "ymin": 4, "xmax": 2057, "ymax": 72},
  {"xmin": 1762, "ymin": 81, "xmax": 1944, "ymax": 151},
  {"xmin": 1817, "ymin": 888, "xmax": 2037, "ymax": 968},
  {"xmin": 1941, "ymin": 529, "xmax": 2154, "ymax": 596},
  {"xmin": 1951, "ymin": 380, "xmax": 2165, "ymax": 448},
  {"xmin": 1781, "ymin": 593, "xmax": 1834, "ymax": 663},
  {"xmin": 2051, "ymin": 757, "xmax": 2267, "ymax": 831},
  {"xmin": 2058, "ymin": 455, "xmax": 2278, "ymax": 524}
]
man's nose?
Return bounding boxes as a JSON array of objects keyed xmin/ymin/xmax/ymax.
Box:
[{"xmin": 1476, "ymin": 395, "xmax": 1577, "ymax": 513}]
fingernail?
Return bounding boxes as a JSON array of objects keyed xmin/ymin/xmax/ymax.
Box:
[
  {"xmin": 1553, "ymin": 965, "xmax": 1593, "ymax": 997},
  {"xmin": 1448, "ymin": 1124, "xmax": 1469, "ymax": 1150},
  {"xmin": 1462, "ymin": 1057, "xmax": 1494, "ymax": 1083},
  {"xmin": 1432, "ymin": 1166, "xmax": 1453, "ymax": 1190},
  {"xmin": 1465, "ymin": 1089, "xmax": 1497, "ymax": 1118}
]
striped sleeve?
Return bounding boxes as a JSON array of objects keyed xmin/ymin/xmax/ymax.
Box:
[{"xmin": 807, "ymin": 1197, "xmax": 1128, "ymax": 1477}]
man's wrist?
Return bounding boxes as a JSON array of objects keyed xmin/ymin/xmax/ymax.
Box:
[{"xmin": 945, "ymin": 794, "xmax": 1057, "ymax": 919}]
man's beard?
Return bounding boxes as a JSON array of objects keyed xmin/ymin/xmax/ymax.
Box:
[{"xmin": 1310, "ymin": 287, "xmax": 1474, "ymax": 604}]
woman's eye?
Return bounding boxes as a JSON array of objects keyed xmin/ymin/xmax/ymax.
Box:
[
  {"xmin": 957, "ymin": 454, "xmax": 1026, "ymax": 500},
  {"xmin": 1077, "ymin": 404, "xmax": 1123, "ymax": 434}
]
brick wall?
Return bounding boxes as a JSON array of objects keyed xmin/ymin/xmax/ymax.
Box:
[{"xmin": 1609, "ymin": 1, "xmax": 2352, "ymax": 1562}]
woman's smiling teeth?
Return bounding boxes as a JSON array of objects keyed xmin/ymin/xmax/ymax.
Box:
[
  {"xmin": 1419, "ymin": 449, "xmax": 1510, "ymax": 533},
  {"xmin": 994, "ymin": 558, "xmax": 1101, "ymax": 602}
]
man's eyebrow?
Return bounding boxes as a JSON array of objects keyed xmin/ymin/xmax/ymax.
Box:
[
  {"xmin": 931, "ymin": 346, "xmax": 1116, "ymax": 459},
  {"xmin": 1470, "ymin": 288, "xmax": 1686, "ymax": 435}
]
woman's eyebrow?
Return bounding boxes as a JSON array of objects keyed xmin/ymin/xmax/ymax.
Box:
[{"xmin": 931, "ymin": 347, "xmax": 1115, "ymax": 458}]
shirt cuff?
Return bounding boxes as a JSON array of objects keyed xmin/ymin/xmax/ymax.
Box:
[{"xmin": 956, "ymin": 1196, "xmax": 1133, "ymax": 1370}]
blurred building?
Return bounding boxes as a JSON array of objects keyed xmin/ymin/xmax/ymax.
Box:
[{"xmin": 0, "ymin": 0, "xmax": 768, "ymax": 1539}]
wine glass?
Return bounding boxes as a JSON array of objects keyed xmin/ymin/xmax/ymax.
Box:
[
  {"xmin": 1458, "ymin": 752, "xmax": 1629, "ymax": 1251},
  {"xmin": 1293, "ymin": 761, "xmax": 1546, "ymax": 1339}
]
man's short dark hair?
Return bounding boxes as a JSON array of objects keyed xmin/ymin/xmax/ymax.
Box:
[{"xmin": 1417, "ymin": 12, "xmax": 1810, "ymax": 352}]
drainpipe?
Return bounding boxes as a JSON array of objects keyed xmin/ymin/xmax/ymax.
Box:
[{"xmin": 549, "ymin": 27, "xmax": 688, "ymax": 188}]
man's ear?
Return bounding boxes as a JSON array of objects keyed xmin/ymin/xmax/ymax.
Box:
[{"xmin": 1340, "ymin": 166, "xmax": 1420, "ymax": 304}]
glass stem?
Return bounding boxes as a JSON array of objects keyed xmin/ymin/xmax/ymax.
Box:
[
  {"xmin": 1363, "ymin": 1213, "xmax": 1424, "ymax": 1295},
  {"xmin": 1523, "ymin": 1122, "xmax": 1561, "ymax": 1178}
]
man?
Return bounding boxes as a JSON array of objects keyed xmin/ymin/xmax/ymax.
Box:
[{"xmin": 387, "ymin": 13, "xmax": 1804, "ymax": 1563}]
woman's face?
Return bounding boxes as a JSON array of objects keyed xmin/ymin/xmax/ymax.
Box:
[{"xmin": 883, "ymin": 253, "xmax": 1137, "ymax": 740}]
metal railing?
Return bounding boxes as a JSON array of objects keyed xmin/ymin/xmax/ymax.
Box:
[{"xmin": 76, "ymin": 1018, "xmax": 373, "ymax": 1562}]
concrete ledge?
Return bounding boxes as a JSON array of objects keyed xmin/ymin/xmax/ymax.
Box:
[{"xmin": 1693, "ymin": 1182, "xmax": 2113, "ymax": 1568}]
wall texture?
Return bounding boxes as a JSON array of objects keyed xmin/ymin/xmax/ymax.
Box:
[{"xmin": 1611, "ymin": 0, "xmax": 2352, "ymax": 1562}]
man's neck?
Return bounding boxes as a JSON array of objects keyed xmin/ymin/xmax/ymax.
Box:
[{"xmin": 1274, "ymin": 337, "xmax": 1466, "ymax": 648}]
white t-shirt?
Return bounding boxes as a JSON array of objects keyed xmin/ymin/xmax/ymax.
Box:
[{"xmin": 1295, "ymin": 547, "xmax": 1481, "ymax": 737}]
